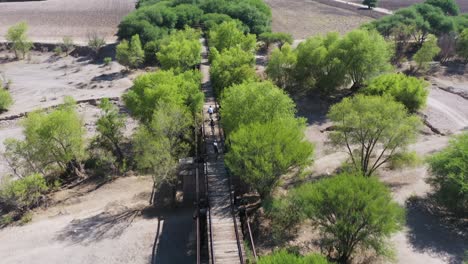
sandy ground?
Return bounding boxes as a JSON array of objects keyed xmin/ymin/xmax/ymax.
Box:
[
  {"xmin": 347, "ymin": 0, "xmax": 468, "ymax": 12},
  {"xmin": 0, "ymin": 175, "xmax": 160, "ymax": 264},
  {"xmin": 0, "ymin": 0, "xmax": 135, "ymax": 44},
  {"xmin": 264, "ymin": 0, "xmax": 373, "ymax": 39}
]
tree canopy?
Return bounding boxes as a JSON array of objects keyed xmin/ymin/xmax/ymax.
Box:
[
  {"xmin": 208, "ymin": 21, "xmax": 256, "ymax": 53},
  {"xmin": 266, "ymin": 44, "xmax": 298, "ymax": 93},
  {"xmin": 427, "ymin": 133, "xmax": 468, "ymax": 216},
  {"xmin": 116, "ymin": 34, "xmax": 145, "ymax": 70},
  {"xmin": 328, "ymin": 95, "xmax": 421, "ymax": 176},
  {"xmin": 413, "ymin": 34, "xmax": 441, "ymax": 71},
  {"xmin": 290, "ymin": 174, "xmax": 405, "ymax": 263},
  {"xmin": 220, "ymin": 81, "xmax": 296, "ymax": 135},
  {"xmin": 363, "ymin": 73, "xmax": 429, "ymax": 112},
  {"xmin": 210, "ymin": 46, "xmax": 256, "ymax": 95},
  {"xmin": 123, "ymin": 70, "xmax": 203, "ymax": 124},
  {"xmin": 157, "ymin": 27, "xmax": 201, "ymax": 72},
  {"xmin": 6, "ymin": 22, "xmax": 33, "ymax": 59},
  {"xmin": 225, "ymin": 117, "xmax": 313, "ymax": 200},
  {"xmin": 4, "ymin": 98, "xmax": 85, "ymax": 177}
]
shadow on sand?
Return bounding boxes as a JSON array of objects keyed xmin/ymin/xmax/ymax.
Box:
[{"xmin": 405, "ymin": 197, "xmax": 467, "ymax": 264}]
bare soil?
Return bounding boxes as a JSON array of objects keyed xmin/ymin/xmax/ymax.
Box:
[
  {"xmin": 347, "ymin": 0, "xmax": 468, "ymax": 12},
  {"xmin": 264, "ymin": 0, "xmax": 373, "ymax": 39},
  {"xmin": 0, "ymin": 0, "xmax": 135, "ymax": 44}
]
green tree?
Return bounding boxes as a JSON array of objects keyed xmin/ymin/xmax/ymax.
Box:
[
  {"xmin": 225, "ymin": 118, "xmax": 314, "ymax": 200},
  {"xmin": 123, "ymin": 70, "xmax": 203, "ymax": 124},
  {"xmin": 4, "ymin": 98, "xmax": 85, "ymax": 177},
  {"xmin": 157, "ymin": 27, "xmax": 201, "ymax": 72},
  {"xmin": 457, "ymin": 28, "xmax": 468, "ymax": 62},
  {"xmin": 210, "ymin": 46, "xmax": 256, "ymax": 95},
  {"xmin": 208, "ymin": 21, "xmax": 256, "ymax": 53},
  {"xmin": 413, "ymin": 34, "xmax": 440, "ymax": 71},
  {"xmin": 295, "ymin": 33, "xmax": 347, "ymax": 94},
  {"xmin": 116, "ymin": 39, "xmax": 131, "ymax": 69},
  {"xmin": 427, "ymin": 133, "xmax": 468, "ymax": 216},
  {"xmin": 363, "ymin": 0, "xmax": 378, "ymax": 9},
  {"xmin": 425, "ymin": 0, "xmax": 460, "ymax": 16},
  {"xmin": 328, "ymin": 95, "xmax": 421, "ymax": 176},
  {"xmin": 0, "ymin": 84, "xmax": 13, "ymax": 111},
  {"xmin": 363, "ymin": 73, "xmax": 429, "ymax": 112},
  {"xmin": 6, "ymin": 22, "xmax": 33, "ymax": 59},
  {"xmin": 336, "ymin": 29, "xmax": 392, "ymax": 89},
  {"xmin": 220, "ymin": 81, "xmax": 296, "ymax": 135},
  {"xmin": 259, "ymin": 32, "xmax": 293, "ymax": 50},
  {"xmin": 133, "ymin": 102, "xmax": 193, "ymax": 203},
  {"xmin": 266, "ymin": 44, "xmax": 298, "ymax": 92},
  {"xmin": 129, "ymin": 34, "xmax": 145, "ymax": 68},
  {"xmin": 258, "ymin": 250, "xmax": 330, "ymax": 264},
  {"xmin": 291, "ymin": 174, "xmax": 405, "ymax": 263},
  {"xmin": 94, "ymin": 99, "xmax": 126, "ymax": 166}
]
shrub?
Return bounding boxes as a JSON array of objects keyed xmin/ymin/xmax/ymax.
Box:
[
  {"xmin": 258, "ymin": 250, "xmax": 330, "ymax": 264},
  {"xmin": 220, "ymin": 81, "xmax": 296, "ymax": 134},
  {"xmin": 0, "ymin": 174, "xmax": 48, "ymax": 213},
  {"xmin": 116, "ymin": 34, "xmax": 145, "ymax": 70},
  {"xmin": 157, "ymin": 27, "xmax": 201, "ymax": 71},
  {"xmin": 389, "ymin": 151, "xmax": 422, "ymax": 170},
  {"xmin": 363, "ymin": 73, "xmax": 429, "ymax": 112},
  {"xmin": 208, "ymin": 21, "xmax": 256, "ymax": 53},
  {"xmin": 457, "ymin": 28, "xmax": 468, "ymax": 62},
  {"xmin": 225, "ymin": 117, "xmax": 314, "ymax": 200},
  {"xmin": 103, "ymin": 57, "xmax": 112, "ymax": 66},
  {"xmin": 53, "ymin": 46, "xmax": 63, "ymax": 56},
  {"xmin": 6, "ymin": 22, "xmax": 33, "ymax": 59},
  {"xmin": 62, "ymin": 36, "xmax": 74, "ymax": 56},
  {"xmin": 427, "ymin": 133, "xmax": 468, "ymax": 216},
  {"xmin": 258, "ymin": 32, "xmax": 293, "ymax": 49},
  {"xmin": 266, "ymin": 44, "xmax": 298, "ymax": 93},
  {"xmin": 210, "ymin": 46, "xmax": 256, "ymax": 95},
  {"xmin": 88, "ymin": 33, "xmax": 106, "ymax": 57},
  {"xmin": 0, "ymin": 85, "xmax": 13, "ymax": 111},
  {"xmin": 291, "ymin": 174, "xmax": 405, "ymax": 263},
  {"xmin": 4, "ymin": 98, "xmax": 85, "ymax": 177},
  {"xmin": 414, "ymin": 34, "xmax": 440, "ymax": 71}
]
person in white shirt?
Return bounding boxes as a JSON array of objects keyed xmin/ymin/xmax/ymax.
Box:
[{"xmin": 208, "ymin": 105, "xmax": 213, "ymax": 117}]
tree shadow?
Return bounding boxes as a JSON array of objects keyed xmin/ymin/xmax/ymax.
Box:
[
  {"xmin": 405, "ymin": 197, "xmax": 467, "ymax": 264},
  {"xmin": 143, "ymin": 206, "xmax": 197, "ymax": 264},
  {"xmin": 55, "ymin": 206, "xmax": 141, "ymax": 245},
  {"xmin": 91, "ymin": 72, "xmax": 126, "ymax": 82}
]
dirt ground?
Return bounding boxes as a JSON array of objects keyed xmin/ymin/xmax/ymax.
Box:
[
  {"xmin": 0, "ymin": 0, "xmax": 135, "ymax": 44},
  {"xmin": 347, "ymin": 0, "xmax": 468, "ymax": 12},
  {"xmin": 0, "ymin": 175, "xmax": 197, "ymax": 264},
  {"xmin": 264, "ymin": 0, "xmax": 373, "ymax": 39}
]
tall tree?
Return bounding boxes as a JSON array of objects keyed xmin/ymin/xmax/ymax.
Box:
[
  {"xmin": 208, "ymin": 21, "xmax": 256, "ymax": 53},
  {"xmin": 327, "ymin": 95, "xmax": 421, "ymax": 176},
  {"xmin": 266, "ymin": 44, "xmax": 298, "ymax": 93},
  {"xmin": 290, "ymin": 174, "xmax": 405, "ymax": 263},
  {"xmin": 225, "ymin": 117, "xmax": 314, "ymax": 200},
  {"xmin": 220, "ymin": 81, "xmax": 296, "ymax": 135},
  {"xmin": 157, "ymin": 27, "xmax": 201, "ymax": 72},
  {"xmin": 414, "ymin": 34, "xmax": 441, "ymax": 71},
  {"xmin": 336, "ymin": 30, "xmax": 392, "ymax": 89}
]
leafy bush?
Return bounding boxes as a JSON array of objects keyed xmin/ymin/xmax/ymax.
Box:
[
  {"xmin": 0, "ymin": 174, "xmax": 48, "ymax": 213},
  {"xmin": 4, "ymin": 98, "xmax": 85, "ymax": 177},
  {"xmin": 0, "ymin": 85, "xmax": 13, "ymax": 111},
  {"xmin": 226, "ymin": 117, "xmax": 314, "ymax": 200},
  {"xmin": 291, "ymin": 174, "xmax": 405, "ymax": 263},
  {"xmin": 363, "ymin": 73, "xmax": 429, "ymax": 112},
  {"xmin": 258, "ymin": 250, "xmax": 330, "ymax": 264},
  {"xmin": 258, "ymin": 32, "xmax": 293, "ymax": 49},
  {"xmin": 457, "ymin": 28, "xmax": 468, "ymax": 62},
  {"xmin": 208, "ymin": 21, "xmax": 256, "ymax": 53},
  {"xmin": 210, "ymin": 46, "xmax": 256, "ymax": 95},
  {"xmin": 123, "ymin": 70, "xmax": 203, "ymax": 124},
  {"xmin": 220, "ymin": 81, "xmax": 296, "ymax": 134},
  {"xmin": 157, "ymin": 27, "xmax": 201, "ymax": 71},
  {"xmin": 427, "ymin": 133, "xmax": 468, "ymax": 216},
  {"xmin": 266, "ymin": 44, "xmax": 298, "ymax": 93},
  {"xmin": 116, "ymin": 34, "xmax": 144, "ymax": 69},
  {"xmin": 103, "ymin": 57, "xmax": 112, "ymax": 66},
  {"xmin": 6, "ymin": 22, "xmax": 33, "ymax": 59},
  {"xmin": 414, "ymin": 34, "xmax": 440, "ymax": 71},
  {"xmin": 389, "ymin": 151, "xmax": 422, "ymax": 170}
]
